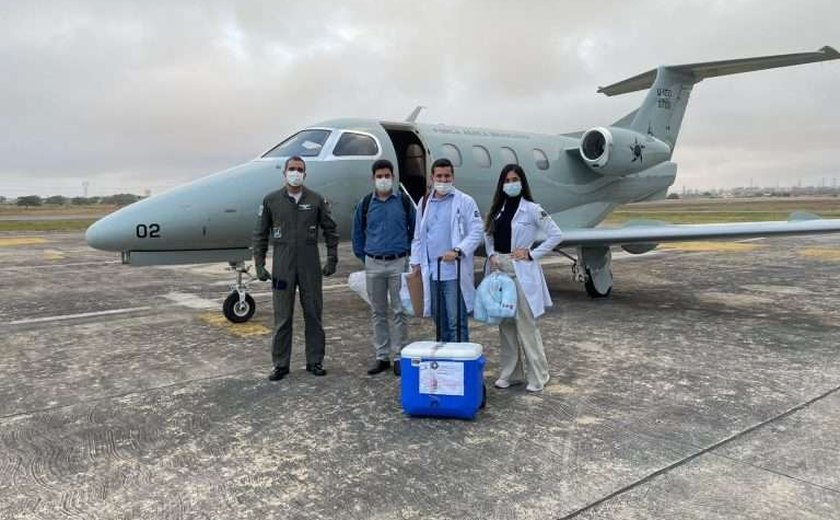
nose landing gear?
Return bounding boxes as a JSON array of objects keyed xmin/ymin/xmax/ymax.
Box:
[{"xmin": 223, "ymin": 261, "xmax": 257, "ymax": 323}]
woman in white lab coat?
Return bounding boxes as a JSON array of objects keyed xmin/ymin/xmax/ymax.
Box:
[{"xmin": 484, "ymin": 164, "xmax": 563, "ymax": 392}]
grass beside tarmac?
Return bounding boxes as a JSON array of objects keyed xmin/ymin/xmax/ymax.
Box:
[
  {"xmin": 0, "ymin": 204, "xmax": 113, "ymax": 233},
  {"xmin": 0, "ymin": 219, "xmax": 99, "ymax": 232},
  {"xmin": 602, "ymin": 197, "xmax": 840, "ymax": 225}
]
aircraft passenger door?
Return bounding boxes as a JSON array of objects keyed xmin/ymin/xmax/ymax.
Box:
[
  {"xmin": 383, "ymin": 126, "xmax": 428, "ymax": 204},
  {"xmin": 402, "ymin": 143, "xmax": 427, "ymax": 203}
]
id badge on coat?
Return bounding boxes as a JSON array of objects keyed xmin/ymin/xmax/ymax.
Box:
[{"xmin": 272, "ymin": 226, "xmax": 282, "ymax": 239}]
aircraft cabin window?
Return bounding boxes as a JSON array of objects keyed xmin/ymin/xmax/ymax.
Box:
[
  {"xmin": 533, "ymin": 148, "xmax": 550, "ymax": 170},
  {"xmin": 441, "ymin": 144, "xmax": 462, "ymax": 166},
  {"xmin": 333, "ymin": 132, "xmax": 379, "ymax": 156},
  {"xmin": 472, "ymin": 145, "xmax": 491, "ymax": 168},
  {"xmin": 500, "ymin": 146, "xmax": 518, "ymax": 165},
  {"xmin": 262, "ymin": 129, "xmax": 331, "ymax": 158}
]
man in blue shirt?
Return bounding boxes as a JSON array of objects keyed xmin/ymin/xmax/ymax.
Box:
[{"xmin": 352, "ymin": 159, "xmax": 416, "ymax": 376}]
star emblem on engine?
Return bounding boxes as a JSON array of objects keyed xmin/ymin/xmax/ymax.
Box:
[{"xmin": 629, "ymin": 138, "xmax": 646, "ymax": 163}]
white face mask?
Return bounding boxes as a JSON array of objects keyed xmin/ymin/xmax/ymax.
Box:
[
  {"xmin": 285, "ymin": 170, "xmax": 304, "ymax": 187},
  {"xmin": 502, "ymin": 181, "xmax": 522, "ymax": 197},
  {"xmin": 434, "ymin": 182, "xmax": 453, "ymax": 195},
  {"xmin": 374, "ymin": 178, "xmax": 393, "ymax": 192}
]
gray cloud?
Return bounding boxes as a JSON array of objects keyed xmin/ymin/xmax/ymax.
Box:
[{"xmin": 1, "ymin": 0, "xmax": 838, "ymax": 196}]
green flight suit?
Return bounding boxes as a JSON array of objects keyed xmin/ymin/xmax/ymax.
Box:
[{"xmin": 253, "ymin": 186, "xmax": 339, "ymax": 369}]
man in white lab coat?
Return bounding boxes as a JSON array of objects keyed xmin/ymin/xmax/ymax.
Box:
[{"xmin": 409, "ymin": 158, "xmax": 484, "ymax": 342}]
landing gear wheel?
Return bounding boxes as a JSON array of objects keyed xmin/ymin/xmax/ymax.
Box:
[
  {"xmin": 223, "ymin": 292, "xmax": 255, "ymax": 323},
  {"xmin": 584, "ymin": 268, "xmax": 612, "ymax": 298}
]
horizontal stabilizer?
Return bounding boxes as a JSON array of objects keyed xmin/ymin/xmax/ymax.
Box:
[
  {"xmin": 556, "ymin": 218, "xmax": 840, "ymax": 248},
  {"xmin": 598, "ymin": 46, "xmax": 839, "ymax": 96}
]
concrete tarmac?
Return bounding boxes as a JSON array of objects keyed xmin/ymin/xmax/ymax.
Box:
[{"xmin": 1, "ymin": 233, "xmax": 839, "ymax": 519}]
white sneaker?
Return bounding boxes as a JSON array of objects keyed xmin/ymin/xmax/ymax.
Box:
[
  {"xmin": 526, "ymin": 375, "xmax": 550, "ymax": 393},
  {"xmin": 525, "ymin": 382, "xmax": 544, "ymax": 393},
  {"xmin": 494, "ymin": 378, "xmax": 511, "ymax": 389}
]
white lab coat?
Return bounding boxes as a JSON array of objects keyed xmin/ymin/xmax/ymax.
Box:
[
  {"xmin": 485, "ymin": 199, "xmax": 563, "ymax": 319},
  {"xmin": 410, "ymin": 188, "xmax": 484, "ymax": 317}
]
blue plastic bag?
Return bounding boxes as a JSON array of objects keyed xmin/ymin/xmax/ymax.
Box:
[{"xmin": 474, "ymin": 272, "xmax": 517, "ymax": 324}]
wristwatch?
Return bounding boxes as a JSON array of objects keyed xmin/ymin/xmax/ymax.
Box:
[{"xmin": 453, "ymin": 247, "xmax": 463, "ymax": 258}]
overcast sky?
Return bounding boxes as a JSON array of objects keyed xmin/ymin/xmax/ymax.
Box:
[{"xmin": 2, "ymin": 0, "xmax": 838, "ymax": 197}]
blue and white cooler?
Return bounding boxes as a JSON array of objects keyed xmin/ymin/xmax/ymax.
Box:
[{"xmin": 400, "ymin": 341, "xmax": 486, "ymax": 419}]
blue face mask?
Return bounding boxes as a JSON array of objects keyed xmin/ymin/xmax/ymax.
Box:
[{"xmin": 502, "ymin": 181, "xmax": 522, "ymax": 197}]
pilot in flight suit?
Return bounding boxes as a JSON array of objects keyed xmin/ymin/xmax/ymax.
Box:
[{"xmin": 253, "ymin": 155, "xmax": 339, "ymax": 380}]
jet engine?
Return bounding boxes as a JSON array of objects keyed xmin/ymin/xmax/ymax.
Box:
[{"xmin": 579, "ymin": 127, "xmax": 671, "ymax": 176}]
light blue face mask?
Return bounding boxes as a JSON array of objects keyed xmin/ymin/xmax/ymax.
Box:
[{"xmin": 502, "ymin": 181, "xmax": 522, "ymax": 197}]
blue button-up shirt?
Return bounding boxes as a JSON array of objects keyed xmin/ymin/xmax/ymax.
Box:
[
  {"xmin": 352, "ymin": 192, "xmax": 415, "ymax": 260},
  {"xmin": 424, "ymin": 193, "xmax": 456, "ymax": 281}
]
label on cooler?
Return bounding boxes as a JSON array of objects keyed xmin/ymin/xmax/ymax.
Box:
[{"xmin": 418, "ymin": 361, "xmax": 464, "ymax": 396}]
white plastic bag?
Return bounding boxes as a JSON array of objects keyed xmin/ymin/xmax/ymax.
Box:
[
  {"xmin": 400, "ymin": 272, "xmax": 415, "ymax": 316},
  {"xmin": 347, "ymin": 271, "xmax": 371, "ymax": 306},
  {"xmin": 349, "ymin": 270, "xmax": 414, "ymax": 314}
]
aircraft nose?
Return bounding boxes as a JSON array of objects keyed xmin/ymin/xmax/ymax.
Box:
[{"xmin": 85, "ymin": 215, "xmax": 122, "ymax": 252}]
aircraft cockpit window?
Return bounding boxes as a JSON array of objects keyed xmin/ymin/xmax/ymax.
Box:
[
  {"xmin": 333, "ymin": 132, "xmax": 379, "ymax": 156},
  {"xmin": 441, "ymin": 144, "xmax": 462, "ymax": 166},
  {"xmin": 500, "ymin": 146, "xmax": 518, "ymax": 165},
  {"xmin": 262, "ymin": 129, "xmax": 331, "ymax": 158},
  {"xmin": 472, "ymin": 145, "xmax": 491, "ymax": 168},
  {"xmin": 533, "ymin": 148, "xmax": 550, "ymax": 170}
]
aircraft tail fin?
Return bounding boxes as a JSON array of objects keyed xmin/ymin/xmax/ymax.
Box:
[
  {"xmin": 598, "ymin": 46, "xmax": 839, "ymax": 147},
  {"xmin": 610, "ymin": 109, "xmax": 638, "ymax": 129}
]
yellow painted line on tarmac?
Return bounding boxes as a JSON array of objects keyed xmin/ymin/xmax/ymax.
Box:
[
  {"xmin": 0, "ymin": 237, "xmax": 48, "ymax": 247},
  {"xmin": 660, "ymin": 241, "xmax": 761, "ymax": 253},
  {"xmin": 199, "ymin": 312, "xmax": 271, "ymax": 337},
  {"xmin": 800, "ymin": 248, "xmax": 840, "ymax": 262},
  {"xmin": 43, "ymin": 249, "xmax": 65, "ymax": 261}
]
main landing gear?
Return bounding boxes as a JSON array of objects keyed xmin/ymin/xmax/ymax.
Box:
[
  {"xmin": 223, "ymin": 261, "xmax": 256, "ymax": 323},
  {"xmin": 565, "ymin": 246, "xmax": 614, "ymax": 298}
]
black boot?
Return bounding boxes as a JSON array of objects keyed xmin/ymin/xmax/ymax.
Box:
[
  {"xmin": 306, "ymin": 363, "xmax": 327, "ymax": 376},
  {"xmin": 268, "ymin": 366, "xmax": 289, "ymax": 381},
  {"xmin": 367, "ymin": 359, "xmax": 390, "ymax": 375}
]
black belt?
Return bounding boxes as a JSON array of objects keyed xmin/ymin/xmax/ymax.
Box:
[{"xmin": 367, "ymin": 252, "xmax": 408, "ymax": 261}]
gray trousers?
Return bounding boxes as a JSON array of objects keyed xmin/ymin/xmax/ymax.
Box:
[
  {"xmin": 495, "ymin": 254, "xmax": 550, "ymax": 387},
  {"xmin": 365, "ymin": 256, "xmax": 409, "ymax": 361}
]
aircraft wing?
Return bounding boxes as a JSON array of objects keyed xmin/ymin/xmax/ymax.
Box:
[{"xmin": 556, "ymin": 218, "xmax": 840, "ymax": 248}]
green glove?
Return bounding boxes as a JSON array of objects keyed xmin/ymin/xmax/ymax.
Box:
[
  {"xmin": 255, "ymin": 264, "xmax": 271, "ymax": 281},
  {"xmin": 322, "ymin": 257, "xmax": 338, "ymax": 277}
]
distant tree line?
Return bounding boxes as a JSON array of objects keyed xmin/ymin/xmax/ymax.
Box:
[{"xmin": 7, "ymin": 194, "xmax": 144, "ymax": 207}]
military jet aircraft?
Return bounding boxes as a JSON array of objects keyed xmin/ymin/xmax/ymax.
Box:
[{"xmin": 86, "ymin": 46, "xmax": 840, "ymax": 322}]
